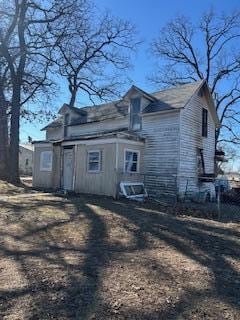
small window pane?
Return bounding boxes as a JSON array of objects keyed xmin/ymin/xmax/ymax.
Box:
[
  {"xmin": 89, "ymin": 162, "xmax": 99, "ymax": 171},
  {"xmin": 132, "ymin": 153, "xmax": 138, "ymax": 162},
  {"xmin": 131, "ymin": 162, "xmax": 137, "ymax": 172},
  {"xmin": 89, "ymin": 152, "xmax": 99, "ymax": 161}
]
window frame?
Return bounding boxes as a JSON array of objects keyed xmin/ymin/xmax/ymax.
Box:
[
  {"xmin": 202, "ymin": 108, "xmax": 208, "ymax": 137},
  {"xmin": 40, "ymin": 150, "xmax": 53, "ymax": 172},
  {"xmin": 87, "ymin": 150, "xmax": 101, "ymax": 173},
  {"xmin": 124, "ymin": 148, "xmax": 140, "ymax": 173}
]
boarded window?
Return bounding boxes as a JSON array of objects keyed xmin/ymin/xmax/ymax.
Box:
[
  {"xmin": 124, "ymin": 150, "xmax": 139, "ymax": 173},
  {"xmin": 88, "ymin": 150, "xmax": 101, "ymax": 172},
  {"xmin": 202, "ymin": 108, "xmax": 208, "ymax": 137},
  {"xmin": 40, "ymin": 151, "xmax": 53, "ymax": 171},
  {"xmin": 130, "ymin": 97, "xmax": 141, "ymax": 130}
]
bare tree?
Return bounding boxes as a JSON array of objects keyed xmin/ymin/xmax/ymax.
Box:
[
  {"xmin": 150, "ymin": 9, "xmax": 240, "ymax": 148},
  {"xmin": 0, "ymin": 0, "xmax": 75, "ymax": 182},
  {"xmin": 54, "ymin": 6, "xmax": 138, "ymax": 107}
]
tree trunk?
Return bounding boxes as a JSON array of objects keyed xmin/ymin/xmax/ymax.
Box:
[
  {"xmin": 9, "ymin": 84, "xmax": 21, "ymax": 183},
  {"xmin": 0, "ymin": 98, "xmax": 9, "ymax": 180},
  {"xmin": 69, "ymin": 87, "xmax": 77, "ymax": 108}
]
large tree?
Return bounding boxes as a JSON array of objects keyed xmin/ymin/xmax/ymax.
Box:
[
  {"xmin": 0, "ymin": 0, "xmax": 77, "ymax": 182},
  {"xmin": 53, "ymin": 6, "xmax": 138, "ymax": 107},
  {"xmin": 0, "ymin": 0, "xmax": 137, "ymax": 183},
  {"xmin": 150, "ymin": 9, "xmax": 240, "ymax": 148}
]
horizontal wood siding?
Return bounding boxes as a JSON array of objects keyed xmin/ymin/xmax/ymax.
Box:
[
  {"xmin": 141, "ymin": 112, "xmax": 180, "ymax": 197},
  {"xmin": 179, "ymin": 91, "xmax": 216, "ymax": 195},
  {"xmin": 68, "ymin": 118, "xmax": 128, "ymax": 137},
  {"xmin": 46, "ymin": 127, "xmax": 64, "ymax": 140}
]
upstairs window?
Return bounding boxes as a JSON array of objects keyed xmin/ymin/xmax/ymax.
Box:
[
  {"xmin": 130, "ymin": 97, "xmax": 141, "ymax": 130},
  {"xmin": 64, "ymin": 113, "xmax": 70, "ymax": 137},
  {"xmin": 124, "ymin": 149, "xmax": 139, "ymax": 173},
  {"xmin": 202, "ymin": 108, "xmax": 208, "ymax": 137}
]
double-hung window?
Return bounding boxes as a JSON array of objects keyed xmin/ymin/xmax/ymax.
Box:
[
  {"xmin": 88, "ymin": 150, "xmax": 101, "ymax": 172},
  {"xmin": 124, "ymin": 149, "xmax": 139, "ymax": 173}
]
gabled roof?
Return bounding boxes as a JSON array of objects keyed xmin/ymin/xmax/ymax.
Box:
[
  {"xmin": 122, "ymin": 85, "xmax": 157, "ymax": 102},
  {"xmin": 143, "ymin": 80, "xmax": 203, "ymax": 113}
]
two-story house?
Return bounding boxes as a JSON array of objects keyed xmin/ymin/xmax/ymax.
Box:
[{"xmin": 32, "ymin": 80, "xmax": 220, "ymax": 199}]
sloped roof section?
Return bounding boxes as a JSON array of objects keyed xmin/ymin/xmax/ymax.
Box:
[
  {"xmin": 143, "ymin": 81, "xmax": 203, "ymax": 113},
  {"xmin": 41, "ymin": 117, "xmax": 63, "ymax": 131},
  {"xmin": 70, "ymin": 100, "xmax": 128, "ymax": 126}
]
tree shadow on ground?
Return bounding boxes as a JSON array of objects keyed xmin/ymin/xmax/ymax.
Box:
[{"xmin": 0, "ymin": 194, "xmax": 239, "ymax": 319}]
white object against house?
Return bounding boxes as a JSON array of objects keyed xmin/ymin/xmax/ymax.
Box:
[
  {"xmin": 19, "ymin": 144, "xmax": 34, "ymax": 175},
  {"xmin": 32, "ymin": 80, "xmax": 220, "ymax": 199}
]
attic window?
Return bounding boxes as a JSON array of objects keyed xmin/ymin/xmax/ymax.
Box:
[
  {"xmin": 130, "ymin": 97, "xmax": 141, "ymax": 130},
  {"xmin": 64, "ymin": 113, "xmax": 70, "ymax": 137},
  {"xmin": 202, "ymin": 108, "xmax": 208, "ymax": 137}
]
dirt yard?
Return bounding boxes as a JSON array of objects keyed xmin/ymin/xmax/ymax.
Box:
[{"xmin": 0, "ymin": 181, "xmax": 239, "ymax": 319}]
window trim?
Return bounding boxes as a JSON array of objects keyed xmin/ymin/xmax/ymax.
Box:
[
  {"xmin": 124, "ymin": 148, "xmax": 140, "ymax": 173},
  {"xmin": 40, "ymin": 151, "xmax": 53, "ymax": 172},
  {"xmin": 87, "ymin": 150, "xmax": 101, "ymax": 173},
  {"xmin": 202, "ymin": 107, "xmax": 208, "ymax": 137}
]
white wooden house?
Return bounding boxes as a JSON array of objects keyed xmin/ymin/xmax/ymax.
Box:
[{"xmin": 32, "ymin": 80, "xmax": 220, "ymax": 199}]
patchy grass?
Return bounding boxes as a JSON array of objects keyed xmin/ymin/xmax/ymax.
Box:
[{"xmin": 0, "ymin": 181, "xmax": 239, "ymax": 319}]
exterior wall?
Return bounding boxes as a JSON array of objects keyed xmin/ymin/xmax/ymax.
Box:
[
  {"xmin": 73, "ymin": 141, "xmax": 144, "ymax": 197},
  {"xmin": 33, "ymin": 145, "xmax": 53, "ymax": 189},
  {"xmin": 52, "ymin": 145, "xmax": 62, "ymax": 189},
  {"xmin": 178, "ymin": 91, "xmax": 216, "ymax": 196},
  {"xmin": 68, "ymin": 117, "xmax": 128, "ymax": 137},
  {"xmin": 19, "ymin": 146, "xmax": 33, "ymax": 175},
  {"xmin": 46, "ymin": 127, "xmax": 64, "ymax": 140},
  {"xmin": 141, "ymin": 111, "xmax": 180, "ymax": 197},
  {"xmin": 74, "ymin": 143, "xmax": 117, "ymax": 197}
]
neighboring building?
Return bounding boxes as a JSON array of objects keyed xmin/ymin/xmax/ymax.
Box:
[
  {"xmin": 19, "ymin": 144, "xmax": 33, "ymax": 175},
  {"xmin": 32, "ymin": 80, "xmax": 220, "ymax": 199}
]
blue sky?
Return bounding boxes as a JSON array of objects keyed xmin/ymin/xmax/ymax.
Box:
[{"xmin": 20, "ymin": 0, "xmax": 240, "ymax": 142}]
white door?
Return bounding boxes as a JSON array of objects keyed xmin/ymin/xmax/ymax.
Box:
[{"xmin": 63, "ymin": 148, "xmax": 74, "ymax": 190}]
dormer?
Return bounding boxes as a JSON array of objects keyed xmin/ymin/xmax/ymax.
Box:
[
  {"xmin": 123, "ymin": 85, "xmax": 157, "ymax": 131},
  {"xmin": 58, "ymin": 104, "xmax": 87, "ymax": 137}
]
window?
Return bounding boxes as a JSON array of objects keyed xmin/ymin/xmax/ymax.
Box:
[
  {"xmin": 202, "ymin": 108, "xmax": 208, "ymax": 137},
  {"xmin": 25, "ymin": 159, "xmax": 29, "ymax": 166},
  {"xmin": 130, "ymin": 97, "xmax": 141, "ymax": 130},
  {"xmin": 64, "ymin": 113, "xmax": 70, "ymax": 137},
  {"xmin": 88, "ymin": 150, "xmax": 101, "ymax": 172},
  {"xmin": 40, "ymin": 151, "xmax": 53, "ymax": 171},
  {"xmin": 124, "ymin": 149, "xmax": 139, "ymax": 173}
]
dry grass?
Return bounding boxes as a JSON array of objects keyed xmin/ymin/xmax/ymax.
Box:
[{"xmin": 0, "ymin": 181, "xmax": 239, "ymax": 319}]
